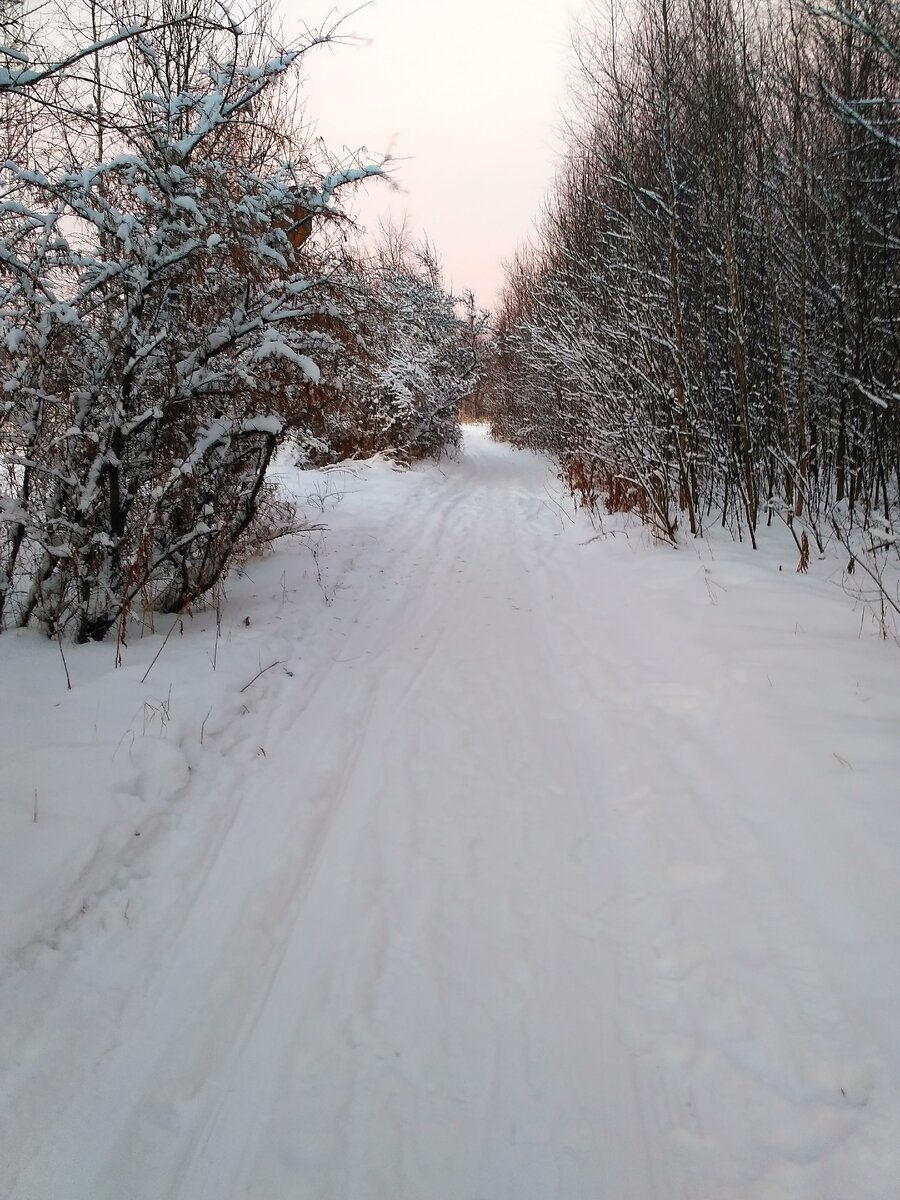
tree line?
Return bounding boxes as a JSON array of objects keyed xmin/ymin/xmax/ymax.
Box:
[
  {"xmin": 0, "ymin": 0, "xmax": 483, "ymax": 643},
  {"xmin": 482, "ymin": 0, "xmax": 900, "ymax": 555}
]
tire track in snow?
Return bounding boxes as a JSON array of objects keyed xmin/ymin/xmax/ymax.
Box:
[
  {"xmin": 6, "ymin": 429, "xmax": 899, "ymax": 1200},
  {"xmin": 529, "ymin": 511, "xmax": 898, "ymax": 1199},
  {"xmin": 303, "ymin": 469, "xmax": 670, "ymax": 1200},
  {"xmin": 9, "ymin": 453, "xmax": 483, "ymax": 1200},
  {"xmin": 170, "ymin": 505, "xmax": 473, "ymax": 1200}
]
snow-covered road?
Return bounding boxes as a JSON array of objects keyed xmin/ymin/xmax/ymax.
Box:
[{"xmin": 3, "ymin": 427, "xmax": 900, "ymax": 1199}]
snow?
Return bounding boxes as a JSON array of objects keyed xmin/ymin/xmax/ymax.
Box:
[
  {"xmin": 0, "ymin": 46, "xmax": 30, "ymax": 63},
  {"xmin": 252, "ymin": 334, "xmax": 321, "ymax": 382},
  {"xmin": 239, "ymin": 414, "xmax": 284, "ymax": 437},
  {"xmin": 1, "ymin": 426, "xmax": 899, "ymax": 1198},
  {"xmin": 171, "ymin": 195, "xmax": 205, "ymax": 225},
  {"xmin": 0, "ymin": 66, "xmax": 40, "ymax": 88}
]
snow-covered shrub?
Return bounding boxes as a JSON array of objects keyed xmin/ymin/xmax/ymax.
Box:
[
  {"xmin": 309, "ymin": 240, "xmax": 483, "ymax": 464},
  {"xmin": 0, "ymin": 12, "xmax": 381, "ymax": 640},
  {"xmin": 484, "ymin": 0, "xmax": 900, "ymax": 548}
]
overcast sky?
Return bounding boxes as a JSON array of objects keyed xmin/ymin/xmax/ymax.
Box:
[{"xmin": 297, "ymin": 0, "xmax": 591, "ymax": 310}]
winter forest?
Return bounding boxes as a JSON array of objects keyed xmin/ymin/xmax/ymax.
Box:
[
  {"xmin": 485, "ymin": 0, "xmax": 900, "ymax": 555},
  {"xmin": 0, "ymin": 0, "xmax": 484, "ymax": 643},
  {"xmin": 3, "ymin": 0, "xmax": 900, "ymax": 640},
  {"xmin": 2, "ymin": 0, "xmax": 900, "ymax": 1197}
]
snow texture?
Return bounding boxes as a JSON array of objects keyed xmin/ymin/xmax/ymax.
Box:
[{"xmin": 1, "ymin": 427, "xmax": 899, "ymax": 1199}]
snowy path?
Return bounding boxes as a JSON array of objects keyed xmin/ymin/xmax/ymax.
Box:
[{"xmin": 2, "ymin": 428, "xmax": 900, "ymax": 1199}]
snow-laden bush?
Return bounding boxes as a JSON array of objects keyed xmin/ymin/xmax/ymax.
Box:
[
  {"xmin": 484, "ymin": 0, "xmax": 900, "ymax": 549},
  {"xmin": 298, "ymin": 240, "xmax": 484, "ymax": 465},
  {"xmin": 358, "ymin": 252, "xmax": 467, "ymax": 461},
  {"xmin": 0, "ymin": 12, "xmax": 381, "ymax": 641}
]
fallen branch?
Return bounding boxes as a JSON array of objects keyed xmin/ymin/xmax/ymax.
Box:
[
  {"xmin": 140, "ymin": 616, "xmax": 182, "ymax": 684},
  {"xmin": 833, "ymin": 522, "xmax": 900, "ymax": 616},
  {"xmin": 56, "ymin": 632, "xmax": 72, "ymax": 691},
  {"xmin": 240, "ymin": 659, "xmax": 285, "ymax": 693}
]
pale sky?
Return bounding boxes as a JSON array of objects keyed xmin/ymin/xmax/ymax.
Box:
[{"xmin": 295, "ymin": 0, "xmax": 591, "ymax": 310}]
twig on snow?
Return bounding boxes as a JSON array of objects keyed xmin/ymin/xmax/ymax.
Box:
[
  {"xmin": 140, "ymin": 615, "xmax": 182, "ymax": 684},
  {"xmin": 56, "ymin": 632, "xmax": 72, "ymax": 691},
  {"xmin": 240, "ymin": 659, "xmax": 285, "ymax": 693}
]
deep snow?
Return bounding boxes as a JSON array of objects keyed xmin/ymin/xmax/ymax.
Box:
[{"xmin": 1, "ymin": 426, "xmax": 899, "ymax": 1199}]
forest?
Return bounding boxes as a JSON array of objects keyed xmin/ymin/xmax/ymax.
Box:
[
  {"xmin": 481, "ymin": 0, "xmax": 900, "ymax": 570},
  {"xmin": 3, "ymin": 4, "xmax": 900, "ymax": 1196},
  {"xmin": 0, "ymin": 0, "xmax": 483, "ymax": 643}
]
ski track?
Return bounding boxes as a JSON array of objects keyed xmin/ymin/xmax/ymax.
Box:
[{"xmin": 3, "ymin": 427, "xmax": 900, "ymax": 1199}]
